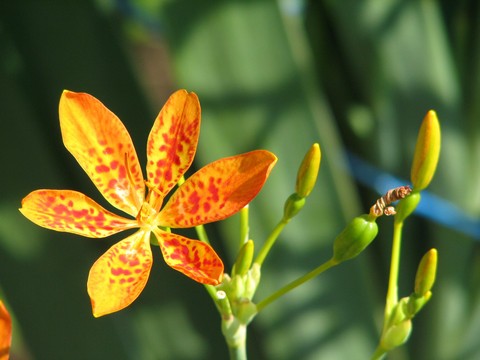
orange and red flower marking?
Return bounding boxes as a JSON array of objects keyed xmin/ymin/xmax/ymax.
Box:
[
  {"xmin": 0, "ymin": 301, "xmax": 11, "ymax": 360},
  {"xmin": 20, "ymin": 89, "xmax": 277, "ymax": 317}
]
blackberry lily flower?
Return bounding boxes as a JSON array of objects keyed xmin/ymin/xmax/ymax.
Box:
[{"xmin": 20, "ymin": 90, "xmax": 277, "ymax": 317}]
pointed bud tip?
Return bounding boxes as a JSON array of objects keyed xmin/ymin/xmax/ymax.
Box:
[
  {"xmin": 295, "ymin": 143, "xmax": 321, "ymax": 198},
  {"xmin": 414, "ymin": 248, "xmax": 438, "ymax": 296},
  {"xmin": 411, "ymin": 110, "xmax": 441, "ymax": 191}
]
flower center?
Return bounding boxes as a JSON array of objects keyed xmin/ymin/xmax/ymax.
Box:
[
  {"xmin": 136, "ymin": 201, "xmax": 159, "ymax": 230},
  {"xmin": 137, "ymin": 182, "xmax": 166, "ymax": 230}
]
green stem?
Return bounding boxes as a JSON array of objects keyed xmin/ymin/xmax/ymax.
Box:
[
  {"xmin": 254, "ymin": 219, "xmax": 288, "ymax": 266},
  {"xmin": 223, "ymin": 319, "xmax": 247, "ymax": 360},
  {"xmin": 385, "ymin": 220, "xmax": 404, "ymax": 320},
  {"xmin": 239, "ymin": 205, "xmax": 249, "ymax": 249},
  {"xmin": 256, "ymin": 258, "xmax": 337, "ymax": 312},
  {"xmin": 204, "ymin": 284, "xmax": 221, "ymax": 312},
  {"xmin": 195, "ymin": 224, "xmax": 210, "ymax": 245},
  {"xmin": 371, "ymin": 345, "xmax": 386, "ymax": 360},
  {"xmin": 228, "ymin": 341, "xmax": 247, "ymax": 360}
]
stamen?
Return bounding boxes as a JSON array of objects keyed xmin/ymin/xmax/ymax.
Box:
[
  {"xmin": 124, "ymin": 152, "xmax": 143, "ymax": 210},
  {"xmin": 145, "ymin": 180, "xmax": 164, "ymax": 210}
]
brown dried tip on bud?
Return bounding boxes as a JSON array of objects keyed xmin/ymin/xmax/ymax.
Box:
[
  {"xmin": 383, "ymin": 206, "xmax": 397, "ymax": 216},
  {"xmin": 370, "ymin": 186, "xmax": 412, "ymax": 217}
]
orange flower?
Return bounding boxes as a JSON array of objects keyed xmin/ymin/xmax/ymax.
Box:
[
  {"xmin": 0, "ymin": 301, "xmax": 11, "ymax": 360},
  {"xmin": 20, "ymin": 90, "xmax": 277, "ymax": 317}
]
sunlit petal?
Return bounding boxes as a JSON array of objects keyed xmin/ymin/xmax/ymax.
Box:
[
  {"xmin": 0, "ymin": 301, "xmax": 11, "ymax": 360},
  {"xmin": 153, "ymin": 229, "xmax": 223, "ymax": 285},
  {"xmin": 20, "ymin": 190, "xmax": 137, "ymax": 238},
  {"xmin": 146, "ymin": 90, "xmax": 200, "ymax": 201},
  {"xmin": 59, "ymin": 90, "xmax": 145, "ymax": 216},
  {"xmin": 158, "ymin": 150, "xmax": 277, "ymax": 227},
  {"xmin": 87, "ymin": 231, "xmax": 152, "ymax": 317}
]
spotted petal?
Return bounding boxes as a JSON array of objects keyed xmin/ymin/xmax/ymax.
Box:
[
  {"xmin": 87, "ymin": 231, "xmax": 152, "ymax": 317},
  {"xmin": 158, "ymin": 150, "xmax": 277, "ymax": 228},
  {"xmin": 0, "ymin": 301, "xmax": 11, "ymax": 360},
  {"xmin": 20, "ymin": 190, "xmax": 137, "ymax": 238},
  {"xmin": 153, "ymin": 228, "xmax": 223, "ymax": 285},
  {"xmin": 59, "ymin": 91, "xmax": 145, "ymax": 216},
  {"xmin": 146, "ymin": 90, "xmax": 200, "ymax": 200}
]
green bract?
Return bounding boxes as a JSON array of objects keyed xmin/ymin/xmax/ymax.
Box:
[{"xmin": 283, "ymin": 193, "xmax": 306, "ymax": 221}]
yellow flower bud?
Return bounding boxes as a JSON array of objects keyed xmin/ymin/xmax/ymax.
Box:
[
  {"xmin": 414, "ymin": 248, "xmax": 438, "ymax": 296},
  {"xmin": 411, "ymin": 110, "xmax": 441, "ymax": 191},
  {"xmin": 295, "ymin": 143, "xmax": 321, "ymax": 198}
]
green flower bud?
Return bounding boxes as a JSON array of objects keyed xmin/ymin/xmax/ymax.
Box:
[
  {"xmin": 394, "ymin": 191, "xmax": 421, "ymax": 223},
  {"xmin": 380, "ymin": 319, "xmax": 412, "ymax": 351},
  {"xmin": 414, "ymin": 249, "xmax": 437, "ymax": 297},
  {"xmin": 295, "ymin": 143, "xmax": 321, "ymax": 198},
  {"xmin": 332, "ymin": 214, "xmax": 379, "ymax": 263},
  {"xmin": 411, "ymin": 110, "xmax": 441, "ymax": 191},
  {"xmin": 283, "ymin": 193, "xmax": 306, "ymax": 221},
  {"xmin": 232, "ymin": 240, "xmax": 254, "ymax": 277}
]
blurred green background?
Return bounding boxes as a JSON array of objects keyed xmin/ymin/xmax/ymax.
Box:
[{"xmin": 1, "ymin": 0, "xmax": 479, "ymax": 359}]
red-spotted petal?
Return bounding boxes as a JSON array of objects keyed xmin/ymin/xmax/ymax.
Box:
[
  {"xmin": 146, "ymin": 90, "xmax": 200, "ymax": 201},
  {"xmin": 20, "ymin": 190, "xmax": 137, "ymax": 238},
  {"xmin": 59, "ymin": 90, "xmax": 145, "ymax": 216},
  {"xmin": 0, "ymin": 301, "xmax": 12, "ymax": 360},
  {"xmin": 153, "ymin": 228, "xmax": 223, "ymax": 285},
  {"xmin": 87, "ymin": 231, "xmax": 152, "ymax": 317},
  {"xmin": 158, "ymin": 150, "xmax": 277, "ymax": 228}
]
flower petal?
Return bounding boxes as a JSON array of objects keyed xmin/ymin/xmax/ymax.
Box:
[
  {"xmin": 20, "ymin": 190, "xmax": 136, "ymax": 238},
  {"xmin": 146, "ymin": 90, "xmax": 200, "ymax": 201},
  {"xmin": 87, "ymin": 231, "xmax": 152, "ymax": 317},
  {"xmin": 158, "ymin": 150, "xmax": 277, "ymax": 227},
  {"xmin": 59, "ymin": 90, "xmax": 145, "ymax": 216},
  {"xmin": 0, "ymin": 301, "xmax": 12, "ymax": 360},
  {"xmin": 153, "ymin": 229, "xmax": 223, "ymax": 285}
]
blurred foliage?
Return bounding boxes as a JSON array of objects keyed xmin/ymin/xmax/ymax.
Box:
[{"xmin": 0, "ymin": 0, "xmax": 479, "ymax": 359}]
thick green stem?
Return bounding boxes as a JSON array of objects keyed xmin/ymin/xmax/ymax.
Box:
[
  {"xmin": 256, "ymin": 258, "xmax": 337, "ymax": 312},
  {"xmin": 223, "ymin": 318, "xmax": 247, "ymax": 360},
  {"xmin": 228, "ymin": 341, "xmax": 247, "ymax": 360}
]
